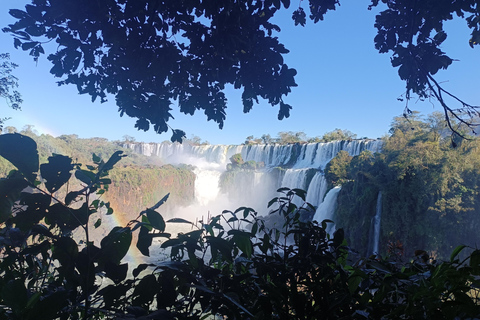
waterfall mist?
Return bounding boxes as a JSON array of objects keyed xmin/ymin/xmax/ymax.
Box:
[{"xmin": 125, "ymin": 140, "xmax": 383, "ymax": 227}]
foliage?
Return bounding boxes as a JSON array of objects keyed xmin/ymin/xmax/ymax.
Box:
[
  {"xmin": 228, "ymin": 153, "xmax": 245, "ymax": 170},
  {"xmin": 322, "ymin": 128, "xmax": 357, "ymax": 142},
  {"xmin": 0, "ymin": 53, "xmax": 22, "ymax": 130},
  {"xmin": 277, "ymin": 131, "xmax": 307, "ymax": 144},
  {"xmin": 324, "ymin": 150, "xmax": 353, "ymax": 186},
  {"xmin": 245, "ymin": 129, "xmax": 361, "ymax": 145},
  {"xmin": 335, "ymin": 113, "xmax": 480, "ymax": 258},
  {"xmin": 3, "ymin": 0, "xmax": 298, "ymax": 141},
  {"xmin": 5, "ymin": 1, "xmax": 479, "ymax": 138},
  {"xmin": 2, "ymin": 133, "xmax": 480, "ymax": 319}
]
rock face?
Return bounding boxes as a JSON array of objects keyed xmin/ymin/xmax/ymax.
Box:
[{"xmin": 106, "ymin": 165, "xmax": 196, "ymax": 223}]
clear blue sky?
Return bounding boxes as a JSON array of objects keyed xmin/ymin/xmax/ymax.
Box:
[{"xmin": 1, "ymin": 0, "xmax": 478, "ymax": 145}]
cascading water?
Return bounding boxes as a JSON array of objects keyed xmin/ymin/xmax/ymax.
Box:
[
  {"xmin": 368, "ymin": 191, "xmax": 383, "ymax": 256},
  {"xmin": 312, "ymin": 186, "xmax": 342, "ymax": 234},
  {"xmin": 124, "ymin": 139, "xmax": 383, "ymax": 220}
]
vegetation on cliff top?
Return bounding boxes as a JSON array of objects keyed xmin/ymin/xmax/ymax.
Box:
[{"xmin": 325, "ymin": 112, "xmax": 480, "ymax": 258}]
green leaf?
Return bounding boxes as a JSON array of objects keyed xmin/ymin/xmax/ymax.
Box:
[
  {"xmin": 332, "ymin": 228, "xmax": 344, "ymax": 248},
  {"xmin": 450, "ymin": 245, "xmax": 467, "ymax": 262},
  {"xmin": 146, "ymin": 209, "xmax": 166, "ymax": 232},
  {"xmin": 52, "ymin": 237, "xmax": 79, "ymax": 268},
  {"xmin": 92, "ymin": 153, "xmax": 101, "ymax": 164},
  {"xmin": 229, "ymin": 230, "xmax": 253, "ymax": 258},
  {"xmin": 94, "ymin": 218, "xmax": 102, "ymax": 228},
  {"xmin": 267, "ymin": 197, "xmax": 278, "ymax": 208},
  {"xmin": 40, "ymin": 154, "xmax": 73, "ymax": 193},
  {"xmin": 292, "ymin": 188, "xmax": 307, "ymax": 201},
  {"xmin": 133, "ymin": 274, "xmax": 158, "ymax": 305},
  {"xmin": 0, "ymin": 133, "xmax": 39, "ymax": 183},
  {"xmin": 21, "ymin": 41, "xmax": 38, "ymax": 51}
]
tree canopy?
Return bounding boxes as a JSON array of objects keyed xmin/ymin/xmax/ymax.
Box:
[
  {"xmin": 0, "ymin": 53, "xmax": 22, "ymax": 130},
  {"xmin": 3, "ymin": 0, "xmax": 480, "ymax": 140}
]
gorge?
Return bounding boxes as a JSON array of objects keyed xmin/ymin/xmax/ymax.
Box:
[{"xmin": 124, "ymin": 139, "xmax": 383, "ymax": 254}]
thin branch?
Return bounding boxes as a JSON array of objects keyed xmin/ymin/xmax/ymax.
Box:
[{"xmin": 424, "ymin": 72, "xmax": 480, "ymax": 139}]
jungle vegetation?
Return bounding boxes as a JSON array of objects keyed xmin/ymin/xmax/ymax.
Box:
[{"xmin": 325, "ymin": 111, "xmax": 480, "ymax": 259}]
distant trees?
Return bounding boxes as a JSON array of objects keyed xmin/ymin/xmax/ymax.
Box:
[
  {"xmin": 184, "ymin": 135, "xmax": 210, "ymax": 146},
  {"xmin": 244, "ymin": 129, "xmax": 359, "ymax": 145},
  {"xmin": 321, "ymin": 129, "xmax": 357, "ymax": 142},
  {"xmin": 122, "ymin": 135, "xmax": 136, "ymax": 143}
]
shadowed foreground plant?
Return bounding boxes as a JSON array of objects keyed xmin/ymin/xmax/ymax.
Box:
[{"xmin": 1, "ymin": 133, "xmax": 480, "ymax": 319}]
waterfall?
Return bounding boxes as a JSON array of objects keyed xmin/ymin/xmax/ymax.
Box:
[
  {"xmin": 306, "ymin": 173, "xmax": 328, "ymax": 207},
  {"xmin": 312, "ymin": 186, "xmax": 341, "ymax": 234},
  {"xmin": 368, "ymin": 191, "xmax": 383, "ymax": 256},
  {"xmin": 123, "ymin": 139, "xmax": 383, "ymax": 219}
]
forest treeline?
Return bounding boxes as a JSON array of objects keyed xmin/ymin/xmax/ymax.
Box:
[{"xmin": 324, "ymin": 112, "xmax": 480, "ymax": 259}]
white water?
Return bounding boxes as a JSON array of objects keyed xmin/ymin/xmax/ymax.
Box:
[
  {"xmin": 124, "ymin": 140, "xmax": 382, "ymax": 220},
  {"xmin": 370, "ymin": 191, "xmax": 383, "ymax": 255},
  {"xmin": 312, "ymin": 186, "xmax": 342, "ymax": 234}
]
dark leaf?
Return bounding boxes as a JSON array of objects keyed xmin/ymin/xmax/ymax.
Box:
[
  {"xmin": 171, "ymin": 129, "xmax": 186, "ymax": 143},
  {"xmin": 100, "ymin": 227, "xmax": 132, "ymax": 265},
  {"xmin": 166, "ymin": 217, "xmax": 194, "ymax": 224},
  {"xmin": 75, "ymin": 169, "xmax": 94, "ymax": 185},
  {"xmin": 105, "ymin": 262, "xmax": 128, "ymax": 284},
  {"xmin": 0, "ymin": 133, "xmax": 39, "ymax": 183},
  {"xmin": 0, "ymin": 178, "xmax": 28, "ymax": 223},
  {"xmin": 146, "ymin": 209, "xmax": 166, "ymax": 232},
  {"xmin": 101, "ymin": 151, "xmax": 125, "ymax": 172},
  {"xmin": 65, "ymin": 191, "xmax": 80, "ymax": 205},
  {"xmin": 2, "ymin": 279, "xmax": 28, "ymax": 312},
  {"xmin": 9, "ymin": 9, "xmax": 28, "ymax": 19},
  {"xmin": 132, "ymin": 263, "xmax": 153, "ymax": 278},
  {"xmin": 150, "ymin": 193, "xmax": 170, "ymax": 210},
  {"xmin": 136, "ymin": 226, "xmax": 152, "ymax": 256},
  {"xmin": 40, "ymin": 154, "xmax": 73, "ymax": 193}
]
